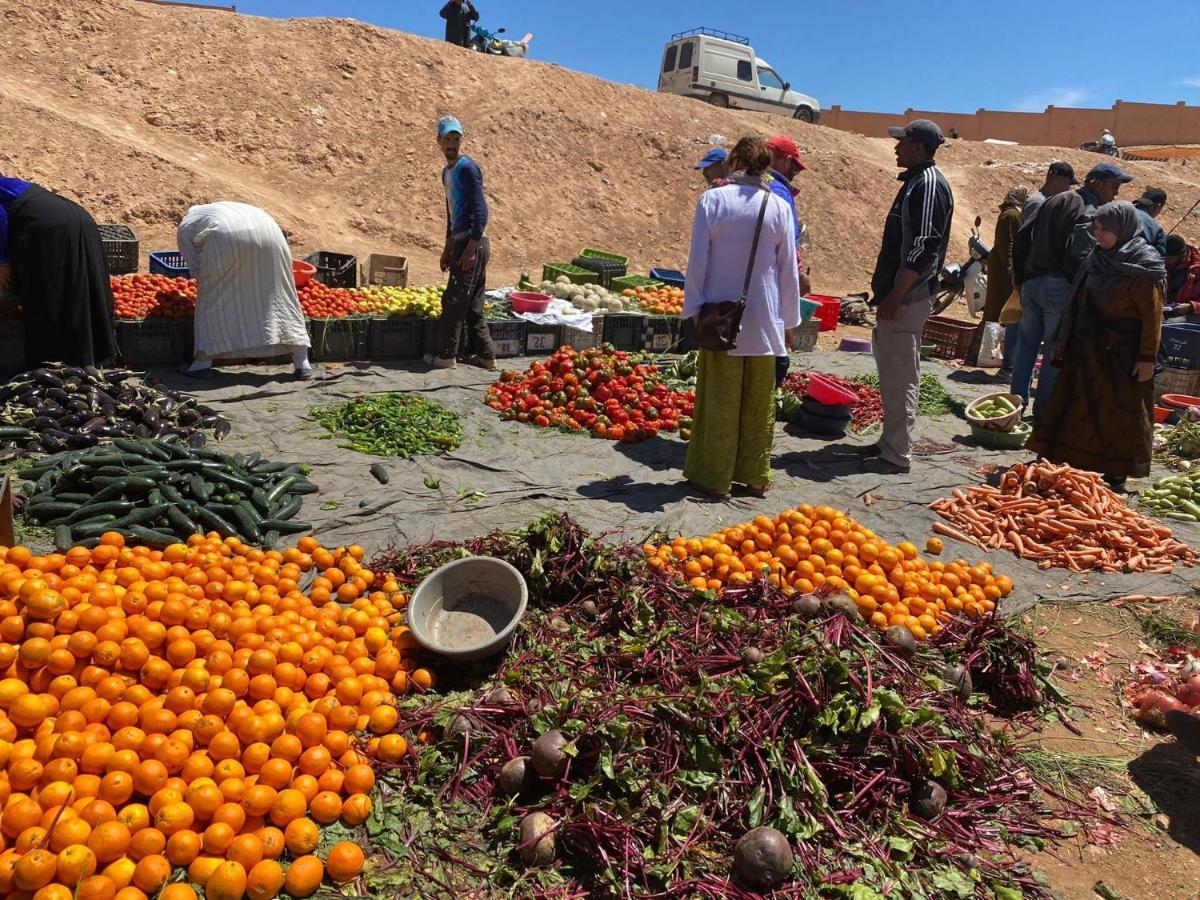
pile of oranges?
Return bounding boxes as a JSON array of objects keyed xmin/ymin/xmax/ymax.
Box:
[
  {"xmin": 645, "ymin": 505, "xmax": 1013, "ymax": 641},
  {"xmin": 0, "ymin": 531, "xmax": 433, "ymax": 900},
  {"xmin": 624, "ymin": 286, "xmax": 684, "ymax": 316}
]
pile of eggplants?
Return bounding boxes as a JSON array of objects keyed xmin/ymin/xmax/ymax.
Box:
[
  {"xmin": 0, "ymin": 365, "xmax": 230, "ymax": 455},
  {"xmin": 19, "ymin": 436, "xmax": 316, "ymax": 550}
]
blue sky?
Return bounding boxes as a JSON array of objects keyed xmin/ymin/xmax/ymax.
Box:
[{"xmin": 236, "ymin": 0, "xmax": 1200, "ymax": 113}]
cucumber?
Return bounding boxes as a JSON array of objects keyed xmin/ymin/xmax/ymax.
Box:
[
  {"xmin": 270, "ymin": 495, "xmax": 303, "ymax": 521},
  {"xmin": 166, "ymin": 506, "xmax": 203, "ymax": 537},
  {"xmin": 1179, "ymin": 500, "xmax": 1200, "ymax": 518},
  {"xmin": 1163, "ymin": 511, "xmax": 1198, "ymax": 522},
  {"xmin": 194, "ymin": 507, "xmax": 239, "ymax": 538},
  {"xmin": 264, "ymin": 476, "xmax": 297, "ymax": 505},
  {"xmin": 228, "ymin": 506, "xmax": 263, "ymax": 544},
  {"xmin": 66, "ymin": 501, "xmax": 135, "ymax": 525},
  {"xmin": 208, "ymin": 471, "xmax": 255, "ymax": 494},
  {"xmin": 287, "ymin": 480, "xmax": 319, "ymax": 495},
  {"xmin": 25, "ymin": 502, "xmax": 79, "ymax": 523},
  {"xmin": 112, "ymin": 505, "xmax": 170, "ymax": 529},
  {"xmin": 72, "ymin": 517, "xmax": 120, "ymax": 539},
  {"xmin": 0, "ymin": 426, "xmax": 32, "ymax": 440},
  {"xmin": 125, "ymin": 526, "xmax": 179, "ymax": 549},
  {"xmin": 189, "ymin": 476, "xmax": 213, "ymax": 503},
  {"xmin": 52, "ymin": 492, "xmax": 92, "ymax": 505},
  {"xmin": 159, "ymin": 484, "xmax": 185, "ymax": 505},
  {"xmin": 370, "ymin": 463, "xmax": 389, "ymax": 485},
  {"xmin": 53, "ymin": 525, "xmax": 74, "ymax": 551},
  {"xmin": 250, "ymin": 488, "xmax": 272, "ymax": 515},
  {"xmin": 90, "ymin": 476, "xmax": 156, "ymax": 494},
  {"xmin": 258, "ymin": 519, "xmax": 312, "ymax": 535}
]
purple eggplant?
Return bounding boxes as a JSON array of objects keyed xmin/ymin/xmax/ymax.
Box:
[{"xmin": 80, "ymin": 416, "xmax": 109, "ymax": 434}]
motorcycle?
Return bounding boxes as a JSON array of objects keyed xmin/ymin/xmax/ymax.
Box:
[
  {"xmin": 468, "ymin": 24, "xmax": 533, "ymax": 58},
  {"xmin": 932, "ymin": 215, "xmax": 990, "ymax": 316}
]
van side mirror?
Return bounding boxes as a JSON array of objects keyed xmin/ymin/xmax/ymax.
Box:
[
  {"xmin": 783, "ymin": 82, "xmax": 791, "ymax": 91},
  {"xmin": 496, "ymin": 27, "xmax": 506, "ymax": 34}
]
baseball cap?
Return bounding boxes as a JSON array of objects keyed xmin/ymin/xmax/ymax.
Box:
[
  {"xmin": 887, "ymin": 119, "xmax": 945, "ymax": 149},
  {"xmin": 437, "ymin": 116, "xmax": 463, "ymax": 138},
  {"xmin": 766, "ymin": 135, "xmax": 810, "ymax": 171},
  {"xmin": 1137, "ymin": 187, "xmax": 1168, "ymax": 206},
  {"xmin": 695, "ymin": 147, "xmax": 728, "ymax": 170},
  {"xmin": 1086, "ymin": 161, "xmax": 1133, "ymax": 183},
  {"xmin": 1047, "ymin": 161, "xmax": 1078, "ymax": 184}
]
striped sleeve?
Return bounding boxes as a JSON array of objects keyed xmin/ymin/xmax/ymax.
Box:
[{"xmin": 904, "ymin": 168, "xmax": 950, "ymax": 273}]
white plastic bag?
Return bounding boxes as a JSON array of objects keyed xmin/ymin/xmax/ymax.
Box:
[{"xmin": 977, "ymin": 322, "xmax": 1004, "ymax": 368}]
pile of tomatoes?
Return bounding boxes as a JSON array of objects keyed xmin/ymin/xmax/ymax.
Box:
[
  {"xmin": 110, "ymin": 276, "xmax": 197, "ymax": 321},
  {"xmin": 484, "ymin": 345, "xmax": 694, "ymax": 442},
  {"xmin": 0, "ymin": 530, "xmax": 432, "ymax": 899},
  {"xmin": 297, "ymin": 284, "xmax": 368, "ymax": 320}
]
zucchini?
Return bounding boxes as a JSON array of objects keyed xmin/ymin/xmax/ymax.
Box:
[
  {"xmin": 370, "ymin": 463, "xmax": 389, "ymax": 485},
  {"xmin": 265, "ymin": 476, "xmax": 297, "ymax": 505},
  {"xmin": 258, "ymin": 518, "xmax": 312, "ymax": 535},
  {"xmin": 270, "ymin": 495, "xmax": 303, "ymax": 522},
  {"xmin": 66, "ymin": 501, "xmax": 135, "ymax": 524},
  {"xmin": 287, "ymin": 480, "xmax": 319, "ymax": 495},
  {"xmin": 1179, "ymin": 499, "xmax": 1200, "ymax": 518},
  {"xmin": 251, "ymin": 461, "xmax": 289, "ymax": 475},
  {"xmin": 1163, "ymin": 511, "xmax": 1198, "ymax": 522}
]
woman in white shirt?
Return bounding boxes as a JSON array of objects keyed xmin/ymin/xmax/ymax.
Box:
[{"xmin": 682, "ymin": 137, "xmax": 802, "ymax": 499}]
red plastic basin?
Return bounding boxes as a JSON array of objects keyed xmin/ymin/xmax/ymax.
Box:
[
  {"xmin": 1155, "ymin": 406, "xmax": 1172, "ymax": 424},
  {"xmin": 1161, "ymin": 393, "xmax": 1200, "ymax": 411},
  {"xmin": 293, "ymin": 259, "xmax": 316, "ymax": 289},
  {"xmin": 509, "ymin": 291, "xmax": 552, "ymax": 314},
  {"xmin": 806, "ymin": 373, "xmax": 858, "ymax": 406},
  {"xmin": 805, "ymin": 294, "xmax": 842, "ymax": 333}
]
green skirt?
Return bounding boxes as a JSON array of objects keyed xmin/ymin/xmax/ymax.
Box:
[{"xmin": 683, "ymin": 351, "xmax": 776, "ymax": 494}]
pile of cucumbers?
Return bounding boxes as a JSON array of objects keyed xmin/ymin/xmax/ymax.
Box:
[
  {"xmin": 1138, "ymin": 470, "xmax": 1200, "ymax": 522},
  {"xmin": 19, "ymin": 436, "xmax": 317, "ymax": 550}
]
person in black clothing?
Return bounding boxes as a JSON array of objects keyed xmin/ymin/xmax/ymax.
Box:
[{"xmin": 440, "ymin": 1, "xmax": 479, "ymax": 48}]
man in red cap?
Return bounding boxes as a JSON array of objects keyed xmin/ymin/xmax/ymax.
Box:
[{"xmin": 766, "ymin": 135, "xmax": 811, "ymax": 383}]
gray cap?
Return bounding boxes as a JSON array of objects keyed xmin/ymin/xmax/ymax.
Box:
[{"xmin": 888, "ymin": 119, "xmax": 945, "ymax": 149}]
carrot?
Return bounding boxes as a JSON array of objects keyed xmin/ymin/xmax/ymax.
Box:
[{"xmin": 931, "ymin": 521, "xmax": 977, "ymax": 545}]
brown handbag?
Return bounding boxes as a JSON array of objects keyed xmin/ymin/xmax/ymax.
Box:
[{"xmin": 695, "ymin": 189, "xmax": 771, "ymax": 352}]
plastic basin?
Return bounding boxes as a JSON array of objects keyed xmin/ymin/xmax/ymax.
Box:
[
  {"xmin": 509, "ymin": 291, "xmax": 552, "ymax": 314},
  {"xmin": 1161, "ymin": 393, "xmax": 1200, "ymax": 411},
  {"xmin": 293, "ymin": 260, "xmax": 316, "ymax": 289},
  {"xmin": 800, "ymin": 407, "xmax": 852, "ymax": 436},
  {"xmin": 1155, "ymin": 406, "xmax": 1172, "ymax": 424},
  {"xmin": 407, "ymin": 557, "xmax": 528, "ymax": 662},
  {"xmin": 971, "ymin": 421, "xmax": 1031, "ymax": 450},
  {"xmin": 806, "ymin": 374, "xmax": 858, "ymax": 406},
  {"xmin": 838, "ymin": 337, "xmax": 872, "ymax": 353}
]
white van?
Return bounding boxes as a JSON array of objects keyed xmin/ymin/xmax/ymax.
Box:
[{"xmin": 657, "ymin": 28, "xmax": 820, "ymax": 122}]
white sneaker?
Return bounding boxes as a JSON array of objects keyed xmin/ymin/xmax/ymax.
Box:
[{"xmin": 423, "ymin": 354, "xmax": 457, "ymax": 369}]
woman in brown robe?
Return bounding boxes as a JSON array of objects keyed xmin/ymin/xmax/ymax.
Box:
[{"xmin": 1028, "ymin": 201, "xmax": 1166, "ymax": 491}]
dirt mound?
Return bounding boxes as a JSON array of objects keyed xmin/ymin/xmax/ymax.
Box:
[{"xmin": 3, "ymin": 0, "xmax": 1199, "ymax": 294}]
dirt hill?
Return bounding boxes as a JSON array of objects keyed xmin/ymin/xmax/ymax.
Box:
[{"xmin": 3, "ymin": 0, "xmax": 1199, "ymax": 294}]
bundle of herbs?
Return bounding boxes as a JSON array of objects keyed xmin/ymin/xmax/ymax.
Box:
[{"xmin": 362, "ymin": 516, "xmax": 1092, "ymax": 898}]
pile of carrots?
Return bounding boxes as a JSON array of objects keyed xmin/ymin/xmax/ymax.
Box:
[
  {"xmin": 645, "ymin": 505, "xmax": 1013, "ymax": 641},
  {"xmin": 929, "ymin": 461, "xmax": 1197, "ymax": 573},
  {"xmin": 0, "ymin": 531, "xmax": 432, "ymax": 900}
]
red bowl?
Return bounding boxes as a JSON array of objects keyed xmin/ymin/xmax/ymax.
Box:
[
  {"xmin": 509, "ymin": 291, "xmax": 552, "ymax": 314},
  {"xmin": 806, "ymin": 373, "xmax": 858, "ymax": 406},
  {"xmin": 1161, "ymin": 393, "xmax": 1200, "ymax": 411},
  {"xmin": 293, "ymin": 259, "xmax": 316, "ymax": 289},
  {"xmin": 1155, "ymin": 406, "xmax": 1172, "ymax": 424}
]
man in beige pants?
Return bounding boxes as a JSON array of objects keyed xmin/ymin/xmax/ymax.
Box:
[{"xmin": 858, "ymin": 120, "xmax": 955, "ymax": 474}]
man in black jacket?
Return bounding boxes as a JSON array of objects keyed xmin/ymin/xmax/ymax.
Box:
[{"xmin": 440, "ymin": 1, "xmax": 479, "ymax": 48}]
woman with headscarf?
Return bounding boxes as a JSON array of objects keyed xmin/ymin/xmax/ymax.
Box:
[
  {"xmin": 1028, "ymin": 201, "xmax": 1166, "ymax": 490},
  {"xmin": 967, "ymin": 186, "xmax": 1027, "ymax": 373},
  {"xmin": 681, "ymin": 136, "xmax": 801, "ymax": 499},
  {"xmin": 0, "ymin": 176, "xmax": 116, "ymax": 368}
]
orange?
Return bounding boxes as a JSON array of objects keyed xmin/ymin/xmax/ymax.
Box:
[
  {"xmin": 340, "ymin": 793, "xmax": 371, "ymax": 826},
  {"xmin": 283, "ymin": 855, "xmax": 324, "ymax": 898},
  {"xmin": 205, "ymin": 860, "xmax": 248, "ymax": 900},
  {"xmin": 56, "ymin": 842, "xmax": 99, "ymax": 884},
  {"xmin": 131, "ymin": 853, "xmax": 171, "ymax": 893},
  {"xmin": 13, "ymin": 847, "xmax": 58, "ymax": 891},
  {"xmin": 87, "ymin": 820, "xmax": 132, "ymax": 863},
  {"xmin": 159, "ymin": 885, "xmax": 200, "ymax": 900},
  {"xmin": 326, "ymin": 840, "xmax": 365, "ymax": 883},
  {"xmin": 165, "ymin": 828, "xmax": 201, "ymax": 866},
  {"xmin": 245, "ymin": 858, "xmax": 285, "ymax": 900},
  {"xmin": 284, "ymin": 816, "xmax": 320, "ymax": 854}
]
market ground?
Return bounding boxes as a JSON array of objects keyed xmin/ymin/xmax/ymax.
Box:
[{"xmin": 144, "ymin": 348, "xmax": 1199, "ymax": 615}]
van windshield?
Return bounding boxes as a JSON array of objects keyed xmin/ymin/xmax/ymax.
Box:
[{"xmin": 758, "ymin": 68, "xmax": 785, "ymax": 90}]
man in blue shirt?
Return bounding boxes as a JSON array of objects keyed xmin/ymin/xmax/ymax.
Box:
[
  {"xmin": 1134, "ymin": 187, "xmax": 1168, "ymax": 257},
  {"xmin": 427, "ymin": 115, "xmax": 496, "ymax": 369}
]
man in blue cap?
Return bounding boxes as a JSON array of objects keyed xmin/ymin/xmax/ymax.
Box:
[
  {"xmin": 1010, "ymin": 160, "xmax": 1133, "ymax": 417},
  {"xmin": 426, "ymin": 115, "xmax": 495, "ymax": 370},
  {"xmin": 694, "ymin": 148, "xmax": 728, "ymax": 186}
]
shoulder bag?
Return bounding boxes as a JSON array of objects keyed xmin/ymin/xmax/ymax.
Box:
[{"xmin": 694, "ymin": 189, "xmax": 771, "ymax": 352}]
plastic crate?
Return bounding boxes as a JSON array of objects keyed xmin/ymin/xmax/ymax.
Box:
[
  {"xmin": 98, "ymin": 224, "xmax": 139, "ymax": 275},
  {"xmin": 542, "ymin": 263, "xmax": 599, "ymax": 286},
  {"xmin": 148, "ymin": 251, "xmax": 190, "ymax": 278},
  {"xmin": 524, "ymin": 324, "xmax": 561, "ymax": 356},
  {"xmin": 1156, "ymin": 366, "xmax": 1200, "ymax": 400},
  {"xmin": 561, "ymin": 324, "xmax": 600, "ymax": 350},
  {"xmin": 650, "ymin": 268, "xmax": 686, "ymax": 289},
  {"xmin": 0, "ymin": 320, "xmax": 26, "ymax": 374},
  {"xmin": 601, "ymin": 313, "xmax": 648, "ymax": 351},
  {"xmin": 611, "ymin": 275, "xmax": 664, "ymax": 293},
  {"xmin": 922, "ymin": 315, "xmax": 976, "ymax": 360},
  {"xmin": 642, "ymin": 317, "xmax": 682, "ymax": 353},
  {"xmin": 368, "ymin": 318, "xmax": 423, "ymax": 359},
  {"xmin": 488, "ymin": 320, "xmax": 527, "ymax": 358},
  {"xmin": 1160, "ymin": 324, "xmax": 1200, "ymax": 370},
  {"xmin": 307, "ymin": 317, "xmax": 368, "ymax": 362},
  {"xmin": 362, "ymin": 254, "xmax": 408, "ymax": 288},
  {"xmin": 115, "ymin": 319, "xmax": 193, "ymax": 366},
  {"xmin": 579, "ymin": 248, "xmax": 630, "ymax": 267},
  {"xmin": 571, "ymin": 256, "xmax": 625, "ymax": 288},
  {"xmin": 806, "ymin": 294, "xmax": 841, "ymax": 333},
  {"xmin": 791, "ymin": 319, "xmax": 820, "ymax": 352},
  {"xmin": 304, "ymin": 251, "xmax": 357, "ymax": 289}
]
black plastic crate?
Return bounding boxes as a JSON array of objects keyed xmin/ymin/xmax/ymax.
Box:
[
  {"xmin": 149, "ymin": 251, "xmax": 190, "ymax": 278},
  {"xmin": 1161, "ymin": 324, "xmax": 1200, "ymax": 370},
  {"xmin": 642, "ymin": 317, "xmax": 682, "ymax": 354},
  {"xmin": 368, "ymin": 318, "xmax": 423, "ymax": 360},
  {"xmin": 307, "ymin": 317, "xmax": 368, "ymax": 362},
  {"xmin": 98, "ymin": 224, "xmax": 139, "ymax": 275},
  {"xmin": 304, "ymin": 251, "xmax": 358, "ymax": 289},
  {"xmin": 115, "ymin": 319, "xmax": 194, "ymax": 366},
  {"xmin": 488, "ymin": 320, "xmax": 527, "ymax": 359},
  {"xmin": 601, "ymin": 313, "xmax": 648, "ymax": 351},
  {"xmin": 0, "ymin": 319, "xmax": 26, "ymax": 374},
  {"xmin": 572, "ymin": 256, "xmax": 626, "ymax": 289},
  {"xmin": 524, "ymin": 324, "xmax": 561, "ymax": 355}
]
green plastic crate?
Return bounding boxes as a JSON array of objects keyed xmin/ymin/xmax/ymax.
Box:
[
  {"xmin": 579, "ymin": 248, "xmax": 630, "ymax": 267},
  {"xmin": 611, "ymin": 275, "xmax": 664, "ymax": 293},
  {"xmin": 542, "ymin": 263, "xmax": 599, "ymax": 286}
]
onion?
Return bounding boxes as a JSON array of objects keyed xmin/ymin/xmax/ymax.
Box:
[{"xmin": 1177, "ymin": 674, "xmax": 1200, "ymax": 707}]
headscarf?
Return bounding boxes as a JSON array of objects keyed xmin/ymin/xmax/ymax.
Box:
[
  {"xmin": 1082, "ymin": 200, "xmax": 1166, "ymax": 296},
  {"xmin": 1000, "ymin": 186, "xmax": 1029, "ymax": 211}
]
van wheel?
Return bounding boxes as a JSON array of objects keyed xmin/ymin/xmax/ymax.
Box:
[
  {"xmin": 707, "ymin": 93, "xmax": 729, "ymax": 108},
  {"xmin": 793, "ymin": 106, "xmax": 814, "ymax": 123}
]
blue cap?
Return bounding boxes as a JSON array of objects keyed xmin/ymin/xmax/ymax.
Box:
[
  {"xmin": 695, "ymin": 147, "xmax": 728, "ymax": 170},
  {"xmin": 1086, "ymin": 161, "xmax": 1133, "ymax": 184},
  {"xmin": 438, "ymin": 116, "xmax": 464, "ymax": 138}
]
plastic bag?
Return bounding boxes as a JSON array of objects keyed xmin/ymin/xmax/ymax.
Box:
[{"xmin": 977, "ymin": 322, "xmax": 1004, "ymax": 368}]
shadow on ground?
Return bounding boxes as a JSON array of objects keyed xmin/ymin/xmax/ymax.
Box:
[{"xmin": 1129, "ymin": 739, "xmax": 1200, "ymax": 857}]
